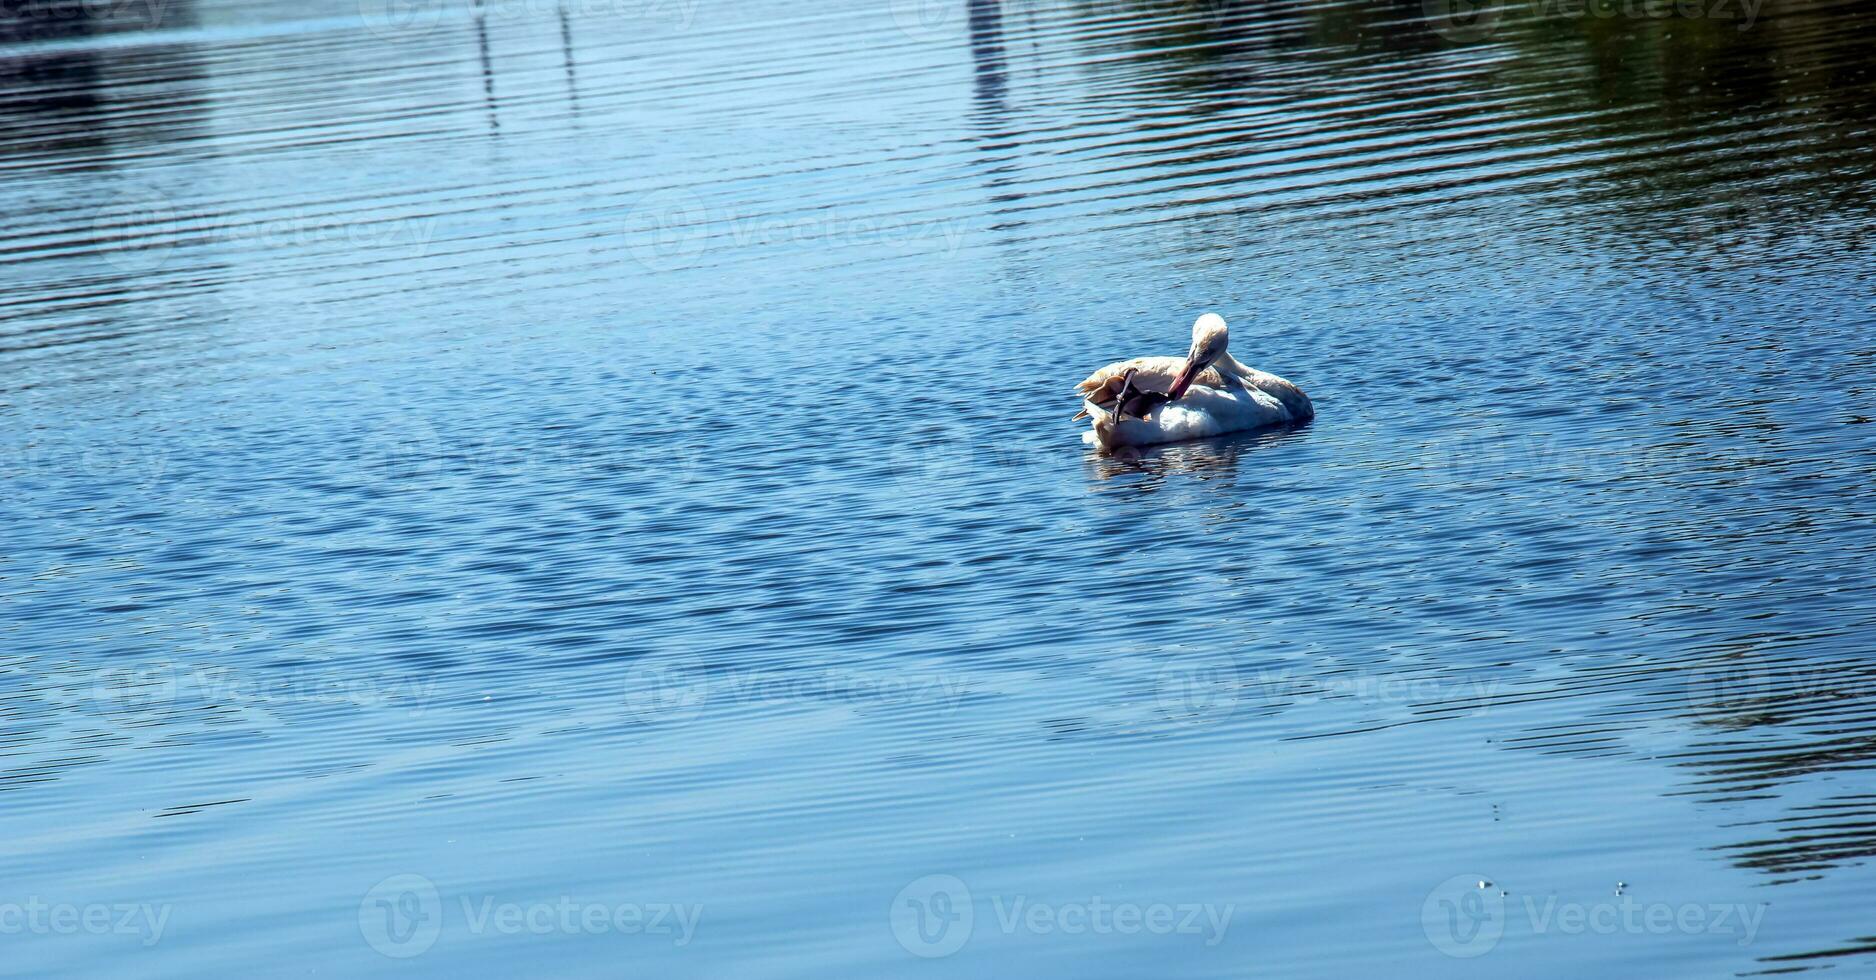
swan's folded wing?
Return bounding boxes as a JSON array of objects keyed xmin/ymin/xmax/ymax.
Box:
[{"xmin": 1077, "ymin": 356, "xmax": 1232, "ymax": 404}]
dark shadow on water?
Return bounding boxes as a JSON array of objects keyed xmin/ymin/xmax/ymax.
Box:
[
  {"xmin": 474, "ymin": 0, "xmax": 500, "ymax": 134},
  {"xmin": 0, "ymin": 0, "xmax": 205, "ymax": 170},
  {"xmin": 1057, "ymin": 0, "xmax": 1876, "ymax": 264},
  {"xmin": 969, "ymin": 0, "xmax": 1008, "ymax": 113},
  {"xmin": 557, "ymin": 0, "xmax": 581, "ymax": 115}
]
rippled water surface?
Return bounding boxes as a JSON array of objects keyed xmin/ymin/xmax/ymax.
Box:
[{"xmin": 5, "ymin": 0, "xmax": 1876, "ymax": 974}]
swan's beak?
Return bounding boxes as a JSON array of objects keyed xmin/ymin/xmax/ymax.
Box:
[{"xmin": 1167, "ymin": 350, "xmax": 1203, "ymax": 400}]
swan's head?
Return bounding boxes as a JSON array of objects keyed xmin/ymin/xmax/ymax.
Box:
[{"xmin": 1168, "ymin": 313, "xmax": 1228, "ymax": 399}]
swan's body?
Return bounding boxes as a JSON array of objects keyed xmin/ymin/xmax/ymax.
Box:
[{"xmin": 1076, "ymin": 315, "xmax": 1312, "ymax": 451}]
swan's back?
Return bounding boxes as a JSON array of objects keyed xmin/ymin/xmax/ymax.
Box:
[
  {"xmin": 1078, "ymin": 356, "xmax": 1311, "ymax": 451},
  {"xmin": 1075, "ymin": 357, "xmax": 1230, "ymax": 398}
]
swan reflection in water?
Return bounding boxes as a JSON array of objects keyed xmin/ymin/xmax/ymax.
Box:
[{"xmin": 1084, "ymin": 421, "xmax": 1314, "ymax": 485}]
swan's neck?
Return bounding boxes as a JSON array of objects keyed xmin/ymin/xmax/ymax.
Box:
[{"xmin": 1214, "ymin": 354, "xmax": 1255, "ymax": 386}]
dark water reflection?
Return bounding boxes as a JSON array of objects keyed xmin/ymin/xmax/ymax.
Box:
[{"xmin": 3, "ymin": 0, "xmax": 1874, "ymax": 975}]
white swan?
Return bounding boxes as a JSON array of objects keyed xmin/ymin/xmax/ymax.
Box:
[{"xmin": 1075, "ymin": 313, "xmax": 1312, "ymax": 452}]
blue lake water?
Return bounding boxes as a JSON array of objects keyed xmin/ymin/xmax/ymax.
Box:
[{"xmin": 4, "ymin": 0, "xmax": 1876, "ymax": 975}]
